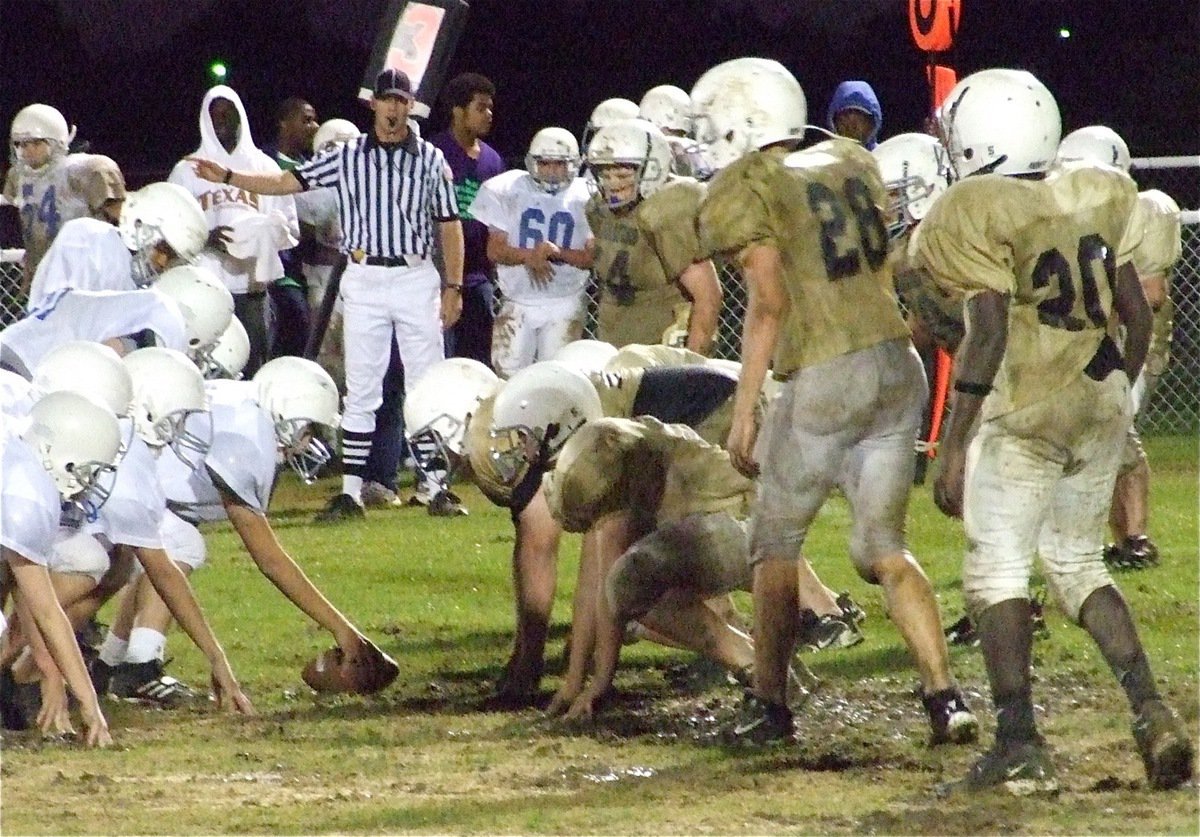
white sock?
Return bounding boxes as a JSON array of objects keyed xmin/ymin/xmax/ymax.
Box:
[
  {"xmin": 125, "ymin": 627, "xmax": 167, "ymax": 664},
  {"xmin": 98, "ymin": 631, "xmax": 129, "ymax": 666},
  {"xmin": 342, "ymin": 474, "xmax": 364, "ymax": 503}
]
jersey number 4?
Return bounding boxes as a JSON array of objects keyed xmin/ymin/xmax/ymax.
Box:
[
  {"xmin": 1031, "ymin": 234, "xmax": 1115, "ymax": 331},
  {"xmin": 806, "ymin": 177, "xmax": 888, "ymax": 281}
]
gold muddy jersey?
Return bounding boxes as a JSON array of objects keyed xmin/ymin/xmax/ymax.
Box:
[
  {"xmin": 542, "ymin": 416, "xmax": 752, "ymax": 532},
  {"xmin": 604, "ymin": 343, "xmax": 709, "ymax": 372},
  {"xmin": 587, "ymin": 178, "xmax": 707, "ymax": 347},
  {"xmin": 698, "ymin": 139, "xmax": 908, "ymax": 375},
  {"xmin": 915, "ymin": 164, "xmax": 1141, "ymax": 415},
  {"xmin": 3, "ymin": 154, "xmax": 124, "ymax": 277},
  {"xmin": 1132, "ymin": 189, "xmax": 1182, "ymax": 376}
]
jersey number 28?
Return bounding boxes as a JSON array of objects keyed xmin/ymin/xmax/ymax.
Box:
[{"xmin": 806, "ymin": 176, "xmax": 888, "ymax": 281}]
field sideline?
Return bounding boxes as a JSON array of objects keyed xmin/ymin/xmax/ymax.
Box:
[{"xmin": 2, "ymin": 437, "xmax": 1197, "ymax": 834}]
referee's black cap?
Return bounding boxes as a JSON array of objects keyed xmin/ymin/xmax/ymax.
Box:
[{"xmin": 374, "ymin": 68, "xmax": 415, "ymax": 101}]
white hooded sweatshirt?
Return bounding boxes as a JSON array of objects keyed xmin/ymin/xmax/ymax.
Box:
[{"xmin": 168, "ymin": 86, "xmax": 298, "ymax": 294}]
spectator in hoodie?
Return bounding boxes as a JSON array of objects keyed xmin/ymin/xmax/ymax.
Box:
[
  {"xmin": 826, "ymin": 80, "xmax": 883, "ymax": 150},
  {"xmin": 169, "ymin": 86, "xmax": 299, "ymax": 377}
]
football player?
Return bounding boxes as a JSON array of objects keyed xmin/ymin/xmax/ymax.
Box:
[
  {"xmin": 1055, "ymin": 126, "xmax": 1183, "ymax": 570},
  {"xmin": 3, "ymin": 104, "xmax": 127, "ymax": 290},
  {"xmin": 638, "ymin": 84, "xmax": 711, "ymax": 180},
  {"xmin": 586, "ymin": 118, "xmax": 722, "ymax": 353},
  {"xmin": 1, "ymin": 390, "xmax": 122, "ymax": 745},
  {"xmin": 470, "ymin": 127, "xmax": 594, "ymax": 378},
  {"xmin": 26, "ymin": 180, "xmax": 208, "ymax": 311},
  {"xmin": 580, "ymin": 97, "xmax": 639, "ymax": 157},
  {"xmin": 103, "ymin": 353, "xmax": 398, "ymax": 699},
  {"xmin": 694, "ymin": 57, "xmax": 975, "ymax": 746},
  {"xmin": 914, "ymin": 70, "xmax": 1192, "ymax": 793}
]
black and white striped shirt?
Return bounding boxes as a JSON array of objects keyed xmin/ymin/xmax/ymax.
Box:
[{"xmin": 293, "ymin": 132, "xmax": 458, "ymax": 259}]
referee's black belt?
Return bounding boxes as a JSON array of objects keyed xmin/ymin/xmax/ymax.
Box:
[{"xmin": 349, "ymin": 251, "xmax": 427, "ymax": 268}]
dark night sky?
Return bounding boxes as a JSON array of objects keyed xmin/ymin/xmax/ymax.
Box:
[{"xmin": 0, "ymin": 0, "xmax": 1196, "ymax": 185}]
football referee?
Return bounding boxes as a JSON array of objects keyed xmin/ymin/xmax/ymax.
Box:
[{"xmin": 190, "ymin": 68, "xmax": 465, "ymax": 521}]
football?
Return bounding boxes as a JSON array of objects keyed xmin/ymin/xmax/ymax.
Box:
[{"xmin": 301, "ymin": 640, "xmax": 400, "ymax": 695}]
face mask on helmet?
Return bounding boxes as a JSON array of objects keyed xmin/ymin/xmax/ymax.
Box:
[
  {"xmin": 526, "ymin": 127, "xmax": 581, "ymax": 194},
  {"xmin": 940, "ymin": 68, "xmax": 1061, "ymax": 178},
  {"xmin": 120, "ymin": 183, "xmax": 208, "ymax": 287},
  {"xmin": 487, "ymin": 361, "xmax": 603, "ymax": 486},
  {"xmin": 403, "ymin": 358, "xmax": 500, "ymax": 481},
  {"xmin": 1055, "ymin": 125, "xmax": 1131, "ymax": 173},
  {"xmin": 253, "ymin": 356, "xmax": 341, "ymax": 484},
  {"xmin": 124, "ymin": 347, "xmax": 212, "ymax": 468},
  {"xmin": 586, "ymin": 119, "xmax": 672, "ymax": 210},
  {"xmin": 872, "ymin": 132, "xmax": 952, "ymax": 240},
  {"xmin": 21, "ymin": 391, "xmax": 122, "ymax": 519},
  {"xmin": 690, "ymin": 57, "xmax": 808, "ymax": 172}
]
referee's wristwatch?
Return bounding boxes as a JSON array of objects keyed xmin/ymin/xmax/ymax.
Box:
[{"xmin": 443, "ymin": 283, "xmax": 464, "ymax": 293}]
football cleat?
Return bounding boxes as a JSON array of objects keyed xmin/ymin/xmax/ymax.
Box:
[
  {"xmin": 425, "ymin": 489, "xmax": 468, "ymax": 517},
  {"xmin": 730, "ymin": 691, "xmax": 794, "ymax": 745},
  {"xmin": 1133, "ymin": 699, "xmax": 1195, "ymax": 790},
  {"xmin": 1105, "ymin": 536, "xmax": 1160, "ymax": 571},
  {"xmin": 109, "ymin": 660, "xmax": 202, "ymax": 708},
  {"xmin": 799, "ymin": 613, "xmax": 864, "ymax": 652},
  {"xmin": 314, "ymin": 493, "xmax": 366, "ymax": 523},
  {"xmin": 943, "ymin": 736, "xmax": 1059, "ymax": 797},
  {"xmin": 836, "ymin": 591, "xmax": 867, "ymax": 626},
  {"xmin": 923, "ymin": 687, "xmax": 980, "ymax": 746},
  {"xmin": 944, "ymin": 614, "xmax": 979, "ymax": 647},
  {"xmin": 361, "ymin": 480, "xmax": 402, "ymax": 509}
]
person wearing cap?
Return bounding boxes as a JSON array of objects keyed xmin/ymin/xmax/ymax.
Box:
[
  {"xmin": 826, "ymin": 80, "xmax": 883, "ymax": 150},
  {"xmin": 187, "ymin": 67, "xmax": 464, "ymax": 522}
]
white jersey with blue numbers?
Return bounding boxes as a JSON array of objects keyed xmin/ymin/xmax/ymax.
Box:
[
  {"xmin": 156, "ymin": 380, "xmax": 277, "ymax": 523},
  {"xmin": 83, "ymin": 427, "xmax": 166, "ymax": 550},
  {"xmin": 0, "ymin": 287, "xmax": 187, "ymax": 377},
  {"xmin": 27, "ymin": 217, "xmax": 136, "ymax": 312},
  {"xmin": 0, "ymin": 435, "xmax": 62, "ymax": 566},
  {"xmin": 470, "ymin": 170, "xmax": 593, "ymax": 304},
  {"xmin": 0, "ymin": 370, "xmax": 34, "ymax": 439}
]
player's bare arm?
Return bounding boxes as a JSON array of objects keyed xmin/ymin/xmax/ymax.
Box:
[
  {"xmin": 678, "ymin": 259, "xmax": 722, "ymax": 355},
  {"xmin": 933, "ymin": 290, "xmax": 1009, "ymax": 519},
  {"xmin": 438, "ymin": 219, "xmax": 465, "ymax": 329},
  {"xmin": 188, "ymin": 157, "xmax": 302, "ymax": 196},
  {"xmin": 1114, "ymin": 260, "xmax": 1153, "ymax": 380},
  {"xmin": 729, "ymin": 244, "xmax": 788, "ymax": 478}
]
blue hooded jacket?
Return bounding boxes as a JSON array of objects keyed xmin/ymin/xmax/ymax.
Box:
[{"xmin": 826, "ymin": 80, "xmax": 883, "ymax": 150}]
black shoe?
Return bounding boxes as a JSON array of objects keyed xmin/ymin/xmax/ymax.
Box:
[
  {"xmin": 1106, "ymin": 536, "xmax": 1160, "ymax": 570},
  {"xmin": 1133, "ymin": 699, "xmax": 1195, "ymax": 790},
  {"xmin": 942, "ymin": 737, "xmax": 1059, "ymax": 797},
  {"xmin": 109, "ymin": 660, "xmax": 202, "ymax": 708},
  {"xmin": 0, "ymin": 668, "xmax": 34, "ymax": 731},
  {"xmin": 800, "ymin": 614, "xmax": 864, "ymax": 652},
  {"xmin": 922, "ymin": 687, "xmax": 979, "ymax": 746},
  {"xmin": 426, "ymin": 489, "xmax": 468, "ymax": 517},
  {"xmin": 89, "ymin": 657, "xmax": 114, "ymax": 696},
  {"xmin": 944, "ymin": 614, "xmax": 978, "ymax": 647},
  {"xmin": 314, "ymin": 493, "xmax": 365, "ymax": 523},
  {"xmin": 836, "ymin": 591, "xmax": 867, "ymax": 626},
  {"xmin": 731, "ymin": 691, "xmax": 794, "ymax": 745}
]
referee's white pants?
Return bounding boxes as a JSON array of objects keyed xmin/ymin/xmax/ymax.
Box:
[{"xmin": 340, "ymin": 261, "xmax": 444, "ymax": 435}]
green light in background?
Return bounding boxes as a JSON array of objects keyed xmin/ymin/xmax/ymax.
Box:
[
  {"xmin": 209, "ymin": 60, "xmax": 228, "ymax": 81},
  {"xmin": 1058, "ymin": 28, "xmax": 1071, "ymax": 39}
]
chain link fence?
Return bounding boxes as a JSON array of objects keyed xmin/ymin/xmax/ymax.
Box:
[{"xmin": 3, "ymin": 158, "xmax": 1196, "ymax": 431}]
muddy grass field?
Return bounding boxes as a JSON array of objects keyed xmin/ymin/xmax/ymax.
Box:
[{"xmin": 2, "ymin": 438, "xmax": 1197, "ymax": 834}]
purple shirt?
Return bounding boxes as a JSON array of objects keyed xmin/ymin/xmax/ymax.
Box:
[{"xmin": 428, "ymin": 131, "xmax": 505, "ymax": 287}]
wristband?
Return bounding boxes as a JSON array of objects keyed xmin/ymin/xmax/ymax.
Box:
[
  {"xmin": 222, "ymin": 168, "xmax": 234, "ymax": 185},
  {"xmin": 953, "ymin": 380, "xmax": 992, "ymax": 397},
  {"xmin": 443, "ymin": 284, "xmax": 463, "ymax": 293}
]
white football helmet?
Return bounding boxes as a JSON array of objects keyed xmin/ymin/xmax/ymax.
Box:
[
  {"xmin": 551, "ymin": 339, "xmax": 619, "ymax": 376},
  {"xmin": 123, "ymin": 347, "xmax": 210, "ymax": 465},
  {"xmin": 120, "ymin": 182, "xmax": 208, "ymax": 287},
  {"xmin": 153, "ymin": 265, "xmax": 235, "ymax": 364},
  {"xmin": 488, "ymin": 361, "xmax": 603, "ymax": 485},
  {"xmin": 872, "ymin": 132, "xmax": 952, "ymax": 236},
  {"xmin": 253, "ymin": 356, "xmax": 341, "ymax": 483},
  {"xmin": 582, "ymin": 97, "xmax": 640, "ymax": 152},
  {"xmin": 9, "ymin": 103, "xmax": 75, "ymax": 166},
  {"xmin": 525, "ymin": 127, "xmax": 581, "ymax": 193},
  {"xmin": 313, "ymin": 118, "xmax": 360, "ymax": 154},
  {"xmin": 939, "ymin": 68, "xmax": 1061, "ymax": 178},
  {"xmin": 586, "ymin": 119, "xmax": 673, "ymax": 209},
  {"xmin": 403, "ymin": 358, "xmax": 500, "ymax": 476},
  {"xmin": 639, "ymin": 85, "xmax": 693, "ymax": 136},
  {"xmin": 32, "ymin": 341, "xmax": 133, "ymax": 418},
  {"xmin": 200, "ymin": 317, "xmax": 250, "ymax": 380},
  {"xmin": 1055, "ymin": 125, "xmax": 1131, "ymax": 173},
  {"xmin": 690, "ymin": 57, "xmax": 807, "ymax": 171},
  {"xmin": 21, "ymin": 390, "xmax": 121, "ymax": 503}
]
